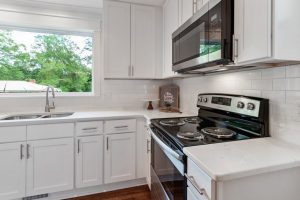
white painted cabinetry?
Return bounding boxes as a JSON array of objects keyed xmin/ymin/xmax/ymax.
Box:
[
  {"xmin": 145, "ymin": 126, "xmax": 151, "ymax": 188},
  {"xmin": 104, "ymin": 132, "xmax": 136, "ymax": 184},
  {"xmin": 26, "ymin": 138, "xmax": 74, "ymax": 196},
  {"xmin": 104, "ymin": 1, "xmax": 161, "ymax": 79},
  {"xmin": 163, "ymin": 0, "xmax": 179, "ymax": 77},
  {"xmin": 234, "ymin": 0, "xmax": 300, "ymax": 65},
  {"xmin": 234, "ymin": 0, "xmax": 272, "ymax": 64},
  {"xmin": 76, "ymin": 135, "xmax": 103, "ymax": 188},
  {"xmin": 180, "ymin": 0, "xmax": 194, "ymax": 25},
  {"xmin": 0, "ymin": 142, "xmax": 26, "ymax": 200}
]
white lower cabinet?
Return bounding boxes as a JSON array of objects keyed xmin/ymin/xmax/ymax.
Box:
[
  {"xmin": 76, "ymin": 135, "xmax": 103, "ymax": 188},
  {"xmin": 0, "ymin": 142, "xmax": 26, "ymax": 200},
  {"xmin": 104, "ymin": 132, "xmax": 136, "ymax": 184},
  {"xmin": 145, "ymin": 127, "xmax": 151, "ymax": 188},
  {"xmin": 26, "ymin": 138, "xmax": 74, "ymax": 196}
]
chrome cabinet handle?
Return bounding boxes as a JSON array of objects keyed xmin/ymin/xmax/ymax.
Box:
[
  {"xmin": 20, "ymin": 144, "xmax": 24, "ymax": 160},
  {"xmin": 77, "ymin": 139, "xmax": 81, "ymax": 154},
  {"xmin": 82, "ymin": 127, "xmax": 98, "ymax": 131},
  {"xmin": 106, "ymin": 137, "xmax": 109, "ymax": 150},
  {"xmin": 114, "ymin": 125, "xmax": 128, "ymax": 129},
  {"xmin": 185, "ymin": 174, "xmax": 210, "ymax": 200},
  {"xmin": 193, "ymin": 0, "xmax": 197, "ymax": 13},
  {"xmin": 233, "ymin": 35, "xmax": 239, "ymax": 59},
  {"xmin": 128, "ymin": 65, "xmax": 131, "ymax": 77},
  {"xmin": 147, "ymin": 139, "xmax": 151, "ymax": 153},
  {"xmin": 131, "ymin": 66, "xmax": 134, "ymax": 77},
  {"xmin": 26, "ymin": 144, "xmax": 30, "ymax": 159}
]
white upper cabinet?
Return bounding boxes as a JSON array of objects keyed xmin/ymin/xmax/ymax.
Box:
[
  {"xmin": 234, "ymin": 0, "xmax": 300, "ymax": 65},
  {"xmin": 26, "ymin": 138, "xmax": 74, "ymax": 196},
  {"xmin": 180, "ymin": 0, "xmax": 194, "ymax": 25},
  {"xmin": 76, "ymin": 136, "xmax": 103, "ymax": 188},
  {"xmin": 104, "ymin": 1, "xmax": 131, "ymax": 78},
  {"xmin": 104, "ymin": 1, "xmax": 161, "ymax": 79},
  {"xmin": 131, "ymin": 5, "xmax": 157, "ymax": 78},
  {"xmin": 163, "ymin": 0, "xmax": 179, "ymax": 77},
  {"xmin": 0, "ymin": 142, "xmax": 26, "ymax": 200},
  {"xmin": 234, "ymin": 0, "xmax": 272, "ymax": 64}
]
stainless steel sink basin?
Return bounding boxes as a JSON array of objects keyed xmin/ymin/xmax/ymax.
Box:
[
  {"xmin": 40, "ymin": 112, "xmax": 74, "ymax": 119},
  {"xmin": 1, "ymin": 112, "xmax": 74, "ymax": 120},
  {"xmin": 1, "ymin": 114, "xmax": 43, "ymax": 120}
]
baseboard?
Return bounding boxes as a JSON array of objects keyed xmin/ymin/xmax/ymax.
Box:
[{"xmin": 16, "ymin": 178, "xmax": 147, "ymax": 200}]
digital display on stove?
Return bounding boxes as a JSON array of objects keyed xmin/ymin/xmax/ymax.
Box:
[{"xmin": 211, "ymin": 97, "xmax": 232, "ymax": 106}]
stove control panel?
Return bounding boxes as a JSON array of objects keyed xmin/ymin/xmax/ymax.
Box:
[{"xmin": 197, "ymin": 94, "xmax": 261, "ymax": 117}]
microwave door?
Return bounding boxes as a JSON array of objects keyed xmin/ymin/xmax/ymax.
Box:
[{"xmin": 208, "ymin": 1, "xmax": 222, "ymax": 62}]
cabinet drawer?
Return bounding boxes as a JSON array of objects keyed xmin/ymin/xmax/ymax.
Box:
[
  {"xmin": 76, "ymin": 121, "xmax": 103, "ymax": 136},
  {"xmin": 0, "ymin": 126, "xmax": 26, "ymax": 143},
  {"xmin": 104, "ymin": 119, "xmax": 136, "ymax": 134},
  {"xmin": 187, "ymin": 158, "xmax": 216, "ymax": 200},
  {"xmin": 27, "ymin": 123, "xmax": 74, "ymax": 140}
]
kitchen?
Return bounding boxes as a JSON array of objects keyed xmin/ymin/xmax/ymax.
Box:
[{"xmin": 0, "ymin": 0, "xmax": 300, "ymax": 200}]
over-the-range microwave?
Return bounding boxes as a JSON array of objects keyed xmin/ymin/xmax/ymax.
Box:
[{"xmin": 172, "ymin": 0, "xmax": 234, "ymax": 74}]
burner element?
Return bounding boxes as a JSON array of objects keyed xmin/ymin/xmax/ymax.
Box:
[
  {"xmin": 183, "ymin": 117, "xmax": 203, "ymax": 124},
  {"xmin": 201, "ymin": 127, "xmax": 236, "ymax": 139},
  {"xmin": 159, "ymin": 119, "xmax": 185, "ymax": 126},
  {"xmin": 177, "ymin": 131, "xmax": 204, "ymax": 141}
]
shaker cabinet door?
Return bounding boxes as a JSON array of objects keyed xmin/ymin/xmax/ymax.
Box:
[
  {"xmin": 0, "ymin": 142, "xmax": 26, "ymax": 200},
  {"xmin": 76, "ymin": 135, "xmax": 103, "ymax": 188},
  {"xmin": 104, "ymin": 132, "xmax": 136, "ymax": 184},
  {"xmin": 234, "ymin": 0, "xmax": 272, "ymax": 64},
  {"xmin": 26, "ymin": 138, "xmax": 74, "ymax": 196},
  {"xmin": 104, "ymin": 1, "xmax": 131, "ymax": 78}
]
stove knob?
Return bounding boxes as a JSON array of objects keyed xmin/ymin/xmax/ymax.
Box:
[
  {"xmin": 247, "ymin": 103, "xmax": 256, "ymax": 110},
  {"xmin": 237, "ymin": 101, "xmax": 245, "ymax": 109},
  {"xmin": 203, "ymin": 98, "xmax": 208, "ymax": 103},
  {"xmin": 198, "ymin": 96, "xmax": 203, "ymax": 102}
]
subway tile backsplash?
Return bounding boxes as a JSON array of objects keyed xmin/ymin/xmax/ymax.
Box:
[{"xmin": 174, "ymin": 65, "xmax": 300, "ymax": 146}]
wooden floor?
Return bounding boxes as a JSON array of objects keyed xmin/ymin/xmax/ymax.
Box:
[{"xmin": 67, "ymin": 185, "xmax": 150, "ymax": 200}]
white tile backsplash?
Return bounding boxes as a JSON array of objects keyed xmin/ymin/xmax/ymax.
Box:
[{"xmin": 174, "ymin": 66, "xmax": 300, "ymax": 146}]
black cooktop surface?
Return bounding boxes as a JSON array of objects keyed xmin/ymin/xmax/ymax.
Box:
[{"xmin": 151, "ymin": 116, "xmax": 256, "ymax": 150}]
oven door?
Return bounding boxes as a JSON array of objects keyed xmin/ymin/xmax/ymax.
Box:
[{"xmin": 150, "ymin": 127, "xmax": 185, "ymax": 200}]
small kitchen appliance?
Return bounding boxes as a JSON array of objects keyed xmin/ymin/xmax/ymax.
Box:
[{"xmin": 149, "ymin": 93, "xmax": 269, "ymax": 200}]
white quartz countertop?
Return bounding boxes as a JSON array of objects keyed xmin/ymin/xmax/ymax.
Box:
[
  {"xmin": 183, "ymin": 138, "xmax": 300, "ymax": 181},
  {"xmin": 0, "ymin": 110, "xmax": 193, "ymax": 126}
]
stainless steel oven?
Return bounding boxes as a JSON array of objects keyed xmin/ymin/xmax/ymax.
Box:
[
  {"xmin": 150, "ymin": 125, "xmax": 186, "ymax": 200},
  {"xmin": 172, "ymin": 0, "xmax": 233, "ymax": 74}
]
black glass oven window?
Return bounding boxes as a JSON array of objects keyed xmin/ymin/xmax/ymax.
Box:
[{"xmin": 151, "ymin": 139, "xmax": 184, "ymax": 200}]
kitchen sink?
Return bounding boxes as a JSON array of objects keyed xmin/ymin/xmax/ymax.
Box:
[
  {"xmin": 1, "ymin": 114, "xmax": 43, "ymax": 120},
  {"xmin": 0, "ymin": 112, "xmax": 74, "ymax": 121},
  {"xmin": 40, "ymin": 112, "xmax": 74, "ymax": 119}
]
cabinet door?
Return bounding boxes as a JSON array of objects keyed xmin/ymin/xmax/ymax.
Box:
[
  {"xmin": 0, "ymin": 142, "xmax": 26, "ymax": 200},
  {"xmin": 104, "ymin": 1, "xmax": 131, "ymax": 78},
  {"xmin": 26, "ymin": 138, "xmax": 74, "ymax": 196},
  {"xmin": 180, "ymin": 0, "xmax": 194, "ymax": 24},
  {"xmin": 163, "ymin": 0, "xmax": 179, "ymax": 77},
  {"xmin": 76, "ymin": 136, "xmax": 103, "ymax": 188},
  {"xmin": 131, "ymin": 5, "xmax": 157, "ymax": 78},
  {"xmin": 104, "ymin": 132, "xmax": 136, "ymax": 184},
  {"xmin": 234, "ymin": 0, "xmax": 272, "ymax": 64}
]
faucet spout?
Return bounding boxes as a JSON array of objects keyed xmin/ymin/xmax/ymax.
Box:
[{"xmin": 45, "ymin": 86, "xmax": 56, "ymax": 112}]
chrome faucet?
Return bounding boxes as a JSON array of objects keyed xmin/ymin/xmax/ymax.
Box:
[{"xmin": 45, "ymin": 86, "xmax": 56, "ymax": 112}]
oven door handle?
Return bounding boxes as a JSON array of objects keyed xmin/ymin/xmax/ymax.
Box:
[{"xmin": 150, "ymin": 131, "xmax": 183, "ymax": 162}]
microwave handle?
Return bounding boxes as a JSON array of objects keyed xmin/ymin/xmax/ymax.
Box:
[{"xmin": 150, "ymin": 129, "xmax": 183, "ymax": 161}]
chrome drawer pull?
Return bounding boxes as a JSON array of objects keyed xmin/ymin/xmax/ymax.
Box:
[
  {"xmin": 185, "ymin": 174, "xmax": 210, "ymax": 200},
  {"xmin": 114, "ymin": 125, "xmax": 128, "ymax": 129},
  {"xmin": 20, "ymin": 144, "xmax": 24, "ymax": 160},
  {"xmin": 82, "ymin": 127, "xmax": 98, "ymax": 131},
  {"xmin": 26, "ymin": 144, "xmax": 30, "ymax": 159}
]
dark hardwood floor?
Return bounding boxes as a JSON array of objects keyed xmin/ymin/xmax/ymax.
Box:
[{"xmin": 67, "ymin": 185, "xmax": 151, "ymax": 200}]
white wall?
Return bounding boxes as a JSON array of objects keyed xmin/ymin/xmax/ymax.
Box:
[{"xmin": 174, "ymin": 65, "xmax": 300, "ymax": 146}]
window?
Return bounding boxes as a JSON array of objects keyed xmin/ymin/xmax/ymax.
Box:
[{"xmin": 0, "ymin": 28, "xmax": 93, "ymax": 93}]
